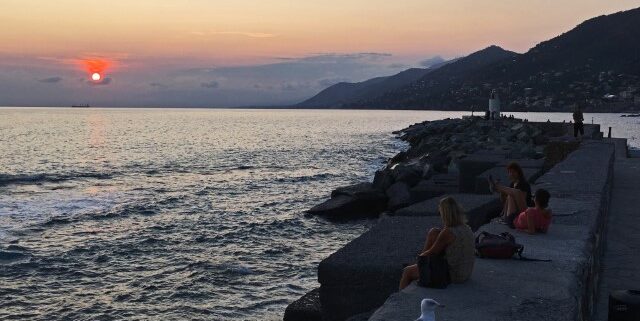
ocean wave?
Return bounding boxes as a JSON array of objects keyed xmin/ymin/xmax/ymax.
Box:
[{"xmin": 0, "ymin": 172, "xmax": 113, "ymax": 187}]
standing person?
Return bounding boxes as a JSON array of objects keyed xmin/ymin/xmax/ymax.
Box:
[{"xmin": 572, "ymin": 105, "xmax": 584, "ymax": 139}]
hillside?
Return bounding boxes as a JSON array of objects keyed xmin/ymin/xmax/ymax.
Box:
[{"xmin": 302, "ymin": 7, "xmax": 640, "ymax": 111}]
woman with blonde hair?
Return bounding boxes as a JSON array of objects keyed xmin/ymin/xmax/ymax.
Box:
[{"xmin": 399, "ymin": 197, "xmax": 475, "ymax": 289}]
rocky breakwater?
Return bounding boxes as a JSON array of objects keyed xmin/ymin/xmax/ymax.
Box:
[
  {"xmin": 307, "ymin": 116, "xmax": 549, "ymax": 221},
  {"xmin": 285, "ymin": 116, "xmax": 582, "ymax": 321}
]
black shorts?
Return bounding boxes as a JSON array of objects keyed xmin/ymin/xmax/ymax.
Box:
[{"xmin": 574, "ymin": 122, "xmax": 584, "ymax": 137}]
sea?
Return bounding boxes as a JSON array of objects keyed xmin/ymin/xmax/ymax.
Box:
[{"xmin": 0, "ymin": 108, "xmax": 638, "ymax": 320}]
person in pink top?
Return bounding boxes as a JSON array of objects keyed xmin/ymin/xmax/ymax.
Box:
[{"xmin": 514, "ymin": 189, "xmax": 552, "ymax": 234}]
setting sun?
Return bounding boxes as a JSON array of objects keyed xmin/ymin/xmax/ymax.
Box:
[{"xmin": 91, "ymin": 72, "xmax": 101, "ymax": 81}]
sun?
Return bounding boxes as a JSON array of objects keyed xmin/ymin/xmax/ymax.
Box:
[{"xmin": 91, "ymin": 72, "xmax": 101, "ymax": 81}]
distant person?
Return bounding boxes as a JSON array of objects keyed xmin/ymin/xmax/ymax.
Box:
[
  {"xmin": 514, "ymin": 189, "xmax": 552, "ymax": 234},
  {"xmin": 399, "ymin": 197, "xmax": 475, "ymax": 290},
  {"xmin": 488, "ymin": 162, "xmax": 533, "ymax": 228},
  {"xmin": 572, "ymin": 105, "xmax": 584, "ymax": 139}
]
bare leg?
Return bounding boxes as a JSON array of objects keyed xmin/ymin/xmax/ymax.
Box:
[
  {"xmin": 421, "ymin": 228, "xmax": 442, "ymax": 253},
  {"xmin": 399, "ymin": 264, "xmax": 419, "ymax": 290},
  {"xmin": 502, "ymin": 195, "xmax": 518, "ymax": 219}
]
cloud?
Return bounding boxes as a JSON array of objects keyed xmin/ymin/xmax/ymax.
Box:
[
  {"xmin": 149, "ymin": 82, "xmax": 168, "ymax": 89},
  {"xmin": 419, "ymin": 56, "xmax": 446, "ymax": 67},
  {"xmin": 201, "ymin": 80, "xmax": 219, "ymax": 89},
  {"xmin": 318, "ymin": 77, "xmax": 350, "ymax": 87},
  {"xmin": 191, "ymin": 31, "xmax": 277, "ymax": 38},
  {"xmin": 38, "ymin": 76, "xmax": 62, "ymax": 83},
  {"xmin": 388, "ymin": 63, "xmax": 409, "ymax": 69},
  {"xmin": 88, "ymin": 77, "xmax": 112, "ymax": 85},
  {"xmin": 279, "ymin": 52, "xmax": 393, "ymax": 63}
]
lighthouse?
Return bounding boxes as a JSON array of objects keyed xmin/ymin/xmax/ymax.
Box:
[{"xmin": 489, "ymin": 89, "xmax": 501, "ymax": 120}]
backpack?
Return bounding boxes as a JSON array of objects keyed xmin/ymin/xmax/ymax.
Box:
[
  {"xmin": 475, "ymin": 231, "xmax": 522, "ymax": 259},
  {"xmin": 474, "ymin": 231, "xmax": 551, "ymax": 262}
]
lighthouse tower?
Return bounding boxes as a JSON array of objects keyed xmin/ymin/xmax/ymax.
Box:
[{"xmin": 489, "ymin": 89, "xmax": 501, "ymax": 120}]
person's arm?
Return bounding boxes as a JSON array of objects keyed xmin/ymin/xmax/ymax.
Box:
[
  {"xmin": 419, "ymin": 228, "xmax": 454, "ymax": 257},
  {"xmin": 526, "ymin": 210, "xmax": 536, "ymax": 234}
]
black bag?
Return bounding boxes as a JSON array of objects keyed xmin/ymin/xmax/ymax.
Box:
[
  {"xmin": 417, "ymin": 254, "xmax": 450, "ymax": 288},
  {"xmin": 475, "ymin": 231, "xmax": 551, "ymax": 262}
]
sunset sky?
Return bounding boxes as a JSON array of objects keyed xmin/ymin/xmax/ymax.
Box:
[{"xmin": 1, "ymin": 0, "xmax": 638, "ymax": 107}]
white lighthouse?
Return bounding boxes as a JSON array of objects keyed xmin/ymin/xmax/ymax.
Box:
[{"xmin": 489, "ymin": 89, "xmax": 501, "ymax": 120}]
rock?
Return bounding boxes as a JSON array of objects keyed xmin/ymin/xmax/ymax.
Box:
[
  {"xmin": 422, "ymin": 163, "xmax": 434, "ymax": 179},
  {"xmin": 390, "ymin": 162, "xmax": 422, "ymax": 187},
  {"xmin": 385, "ymin": 182, "xmax": 412, "ymax": 210},
  {"xmin": 393, "ymin": 193, "xmax": 501, "ymax": 230},
  {"xmin": 332, "ymin": 182, "xmax": 381, "ymax": 199},
  {"xmin": 516, "ymin": 131, "xmax": 530, "ymax": 141},
  {"xmin": 372, "ymin": 169, "xmax": 394, "ymax": 191},
  {"xmin": 284, "ymin": 288, "xmax": 322, "ymax": 321},
  {"xmin": 307, "ymin": 188, "xmax": 387, "ymax": 219}
]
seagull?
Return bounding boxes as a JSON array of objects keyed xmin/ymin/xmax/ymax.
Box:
[{"xmin": 415, "ymin": 298, "xmax": 445, "ymax": 321}]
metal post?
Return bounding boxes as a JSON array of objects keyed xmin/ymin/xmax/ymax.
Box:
[{"xmin": 608, "ymin": 127, "xmax": 612, "ymax": 138}]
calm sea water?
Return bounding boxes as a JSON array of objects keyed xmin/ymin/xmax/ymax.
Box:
[{"xmin": 0, "ymin": 108, "xmax": 637, "ymax": 320}]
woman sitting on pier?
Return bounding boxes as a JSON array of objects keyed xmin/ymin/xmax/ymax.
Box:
[
  {"xmin": 489, "ymin": 162, "xmax": 534, "ymax": 228},
  {"xmin": 399, "ymin": 197, "xmax": 475, "ymax": 290},
  {"xmin": 514, "ymin": 189, "xmax": 552, "ymax": 234}
]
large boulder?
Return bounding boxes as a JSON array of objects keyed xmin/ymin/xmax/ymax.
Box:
[
  {"xmin": 409, "ymin": 174, "xmax": 458, "ymax": 203},
  {"xmin": 386, "ymin": 182, "xmax": 412, "ymax": 210},
  {"xmin": 284, "ymin": 288, "xmax": 321, "ymax": 321},
  {"xmin": 308, "ymin": 183, "xmax": 387, "ymax": 219},
  {"xmin": 389, "ymin": 161, "xmax": 423, "ymax": 187},
  {"xmin": 392, "ymin": 193, "xmax": 501, "ymax": 231}
]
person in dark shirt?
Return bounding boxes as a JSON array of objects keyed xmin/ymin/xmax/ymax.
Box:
[
  {"xmin": 572, "ymin": 105, "xmax": 584, "ymax": 139},
  {"xmin": 488, "ymin": 162, "xmax": 533, "ymax": 228}
]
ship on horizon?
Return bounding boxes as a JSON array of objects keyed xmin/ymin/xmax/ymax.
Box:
[{"xmin": 71, "ymin": 104, "xmax": 90, "ymax": 108}]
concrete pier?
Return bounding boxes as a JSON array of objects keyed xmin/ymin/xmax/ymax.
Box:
[
  {"xmin": 593, "ymin": 140, "xmax": 639, "ymax": 320},
  {"xmin": 368, "ymin": 141, "xmax": 615, "ymax": 321}
]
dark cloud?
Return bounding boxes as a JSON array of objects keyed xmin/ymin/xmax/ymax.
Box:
[
  {"xmin": 87, "ymin": 77, "xmax": 112, "ymax": 86},
  {"xmin": 286, "ymin": 52, "xmax": 393, "ymax": 63},
  {"xmin": 419, "ymin": 56, "xmax": 446, "ymax": 67},
  {"xmin": 149, "ymin": 82, "xmax": 168, "ymax": 89},
  {"xmin": 317, "ymin": 77, "xmax": 350, "ymax": 87},
  {"xmin": 280, "ymin": 81, "xmax": 311, "ymax": 91},
  {"xmin": 201, "ymin": 80, "xmax": 219, "ymax": 89},
  {"xmin": 388, "ymin": 63, "xmax": 409, "ymax": 69},
  {"xmin": 38, "ymin": 76, "xmax": 62, "ymax": 83}
]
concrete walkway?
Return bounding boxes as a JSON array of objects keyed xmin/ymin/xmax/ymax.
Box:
[{"xmin": 594, "ymin": 148, "xmax": 640, "ymax": 320}]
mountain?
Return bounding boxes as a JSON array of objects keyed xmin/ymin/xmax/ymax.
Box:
[
  {"xmin": 296, "ymin": 68, "xmax": 433, "ymax": 108},
  {"xmin": 301, "ymin": 7, "xmax": 640, "ymax": 111},
  {"xmin": 343, "ymin": 45, "xmax": 518, "ymax": 109}
]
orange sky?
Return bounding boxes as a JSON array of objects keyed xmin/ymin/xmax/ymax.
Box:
[
  {"xmin": 1, "ymin": 1, "xmax": 639, "ymax": 107},
  {"xmin": 2, "ymin": 0, "xmax": 639, "ymax": 64}
]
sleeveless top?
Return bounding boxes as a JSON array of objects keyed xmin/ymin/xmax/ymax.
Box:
[
  {"xmin": 445, "ymin": 224, "xmax": 475, "ymax": 283},
  {"xmin": 514, "ymin": 207, "xmax": 552, "ymax": 233}
]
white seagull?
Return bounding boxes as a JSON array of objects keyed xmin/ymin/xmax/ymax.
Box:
[{"xmin": 415, "ymin": 298, "xmax": 445, "ymax": 321}]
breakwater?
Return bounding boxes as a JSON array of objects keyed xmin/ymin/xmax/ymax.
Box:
[{"xmin": 285, "ymin": 116, "xmax": 617, "ymax": 321}]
